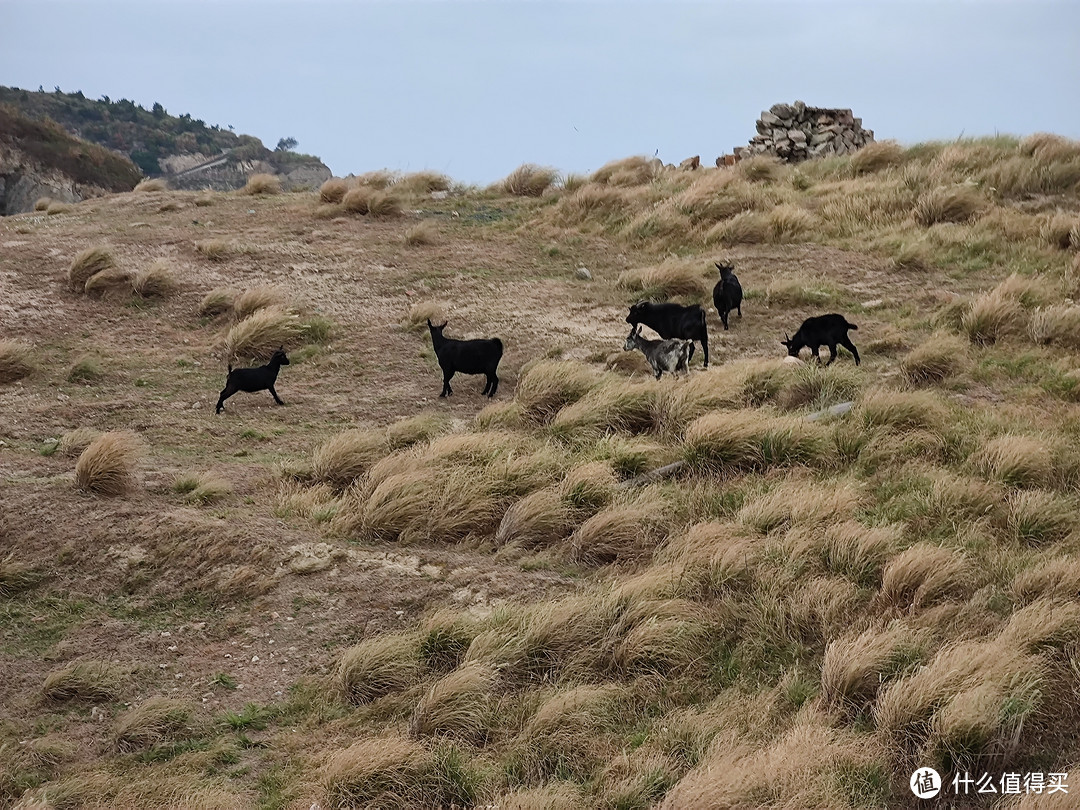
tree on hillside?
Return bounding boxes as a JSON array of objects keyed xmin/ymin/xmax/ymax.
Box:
[{"xmin": 276, "ymin": 136, "xmax": 298, "ymax": 152}]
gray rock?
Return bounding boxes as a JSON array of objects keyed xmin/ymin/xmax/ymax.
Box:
[
  {"xmin": 760, "ymin": 111, "xmax": 781, "ymax": 126},
  {"xmin": 574, "ymin": 266, "xmax": 592, "ymax": 281}
]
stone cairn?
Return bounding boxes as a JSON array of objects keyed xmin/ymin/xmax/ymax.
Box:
[{"xmin": 719, "ymin": 101, "xmax": 874, "ymax": 166}]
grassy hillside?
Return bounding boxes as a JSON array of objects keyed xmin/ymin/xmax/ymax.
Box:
[
  {"xmin": 2, "ymin": 138, "xmax": 1080, "ymax": 809},
  {"xmin": 0, "ymin": 104, "xmax": 141, "ymax": 192},
  {"xmin": 0, "ymin": 86, "xmax": 324, "ymax": 177}
]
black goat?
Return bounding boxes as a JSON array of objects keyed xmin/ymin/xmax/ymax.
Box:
[
  {"xmin": 626, "ymin": 301, "xmax": 709, "ymax": 368},
  {"xmin": 427, "ymin": 319, "xmax": 503, "ymax": 398},
  {"xmin": 712, "ymin": 261, "xmax": 743, "ymax": 330},
  {"xmin": 781, "ymin": 314, "xmax": 860, "ymax": 366},
  {"xmin": 216, "ymin": 347, "xmax": 290, "ymax": 413}
]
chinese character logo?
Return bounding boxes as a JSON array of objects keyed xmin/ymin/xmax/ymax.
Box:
[{"xmin": 911, "ymin": 767, "xmax": 942, "ymax": 799}]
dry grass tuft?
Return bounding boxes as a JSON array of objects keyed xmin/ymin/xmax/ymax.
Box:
[
  {"xmin": 172, "ymin": 470, "xmax": 233, "ymax": 504},
  {"xmin": 241, "ymin": 173, "xmax": 281, "ymax": 195},
  {"xmin": 0, "ymin": 340, "xmax": 36, "ymax": 383},
  {"xmin": 1030, "ymin": 304, "xmax": 1080, "ymax": 348},
  {"xmin": 736, "ymin": 154, "xmax": 784, "ymax": 183},
  {"xmin": 881, "ymin": 543, "xmax": 973, "ymax": 607},
  {"xmin": 113, "ymin": 697, "xmax": 193, "ymax": 752},
  {"xmin": 319, "ymin": 178, "xmax": 349, "ymax": 204},
  {"xmin": 33, "ymin": 196, "xmax": 52, "ymax": 211},
  {"xmin": 199, "ymin": 287, "xmax": 238, "ymax": 318},
  {"xmin": 312, "ymin": 429, "xmax": 388, "ymax": 489},
  {"xmin": 0, "ymin": 555, "xmax": 42, "ymax": 597},
  {"xmin": 1020, "ymin": 132, "xmax": 1080, "ymax": 162},
  {"xmin": 404, "ymin": 219, "xmax": 440, "ymax": 246},
  {"xmin": 409, "ymin": 662, "xmax": 495, "ymax": 742},
  {"xmin": 684, "ymin": 410, "xmax": 831, "ymax": 473},
  {"xmin": 501, "ymin": 164, "xmax": 558, "ymax": 197},
  {"xmin": 57, "ymin": 427, "xmax": 102, "ymax": 457},
  {"xmin": 914, "ymin": 184, "xmax": 985, "ymax": 226},
  {"xmin": 403, "ymin": 299, "xmax": 449, "ymax": 330},
  {"xmin": 705, "ymin": 210, "xmax": 771, "ymax": 244},
  {"xmin": 850, "ymin": 139, "xmax": 905, "ymax": 174},
  {"xmin": 134, "ymin": 178, "xmax": 167, "ymax": 192},
  {"xmin": 83, "ymin": 266, "xmax": 133, "ymax": 297},
  {"xmin": 900, "ymin": 334, "xmax": 968, "ymax": 384},
  {"xmin": 1012, "ymin": 557, "xmax": 1080, "ymax": 604},
  {"xmin": 395, "ymin": 170, "xmax": 452, "ymax": 195},
  {"xmin": 1006, "ymin": 489, "xmax": 1075, "ymax": 545},
  {"xmin": 961, "ymin": 288, "xmax": 1025, "ymax": 345},
  {"xmin": 131, "ymin": 259, "xmax": 176, "ymax": 299},
  {"xmin": 74, "ymin": 431, "xmax": 140, "ymax": 496},
  {"xmin": 42, "ymin": 660, "xmax": 124, "ymax": 702},
  {"xmin": 368, "ymin": 190, "xmax": 403, "ymax": 217},
  {"xmin": 195, "ymin": 239, "xmax": 235, "ymax": 262},
  {"xmin": 591, "ymin": 155, "xmax": 655, "ymax": 186},
  {"xmin": 822, "ymin": 623, "xmax": 928, "ymax": 714},
  {"xmin": 737, "ymin": 479, "xmax": 862, "ymax": 534},
  {"xmin": 551, "ymin": 377, "xmax": 662, "ymax": 437},
  {"xmin": 495, "ymin": 487, "xmax": 571, "ymax": 549},
  {"xmin": 342, "ymin": 186, "xmax": 372, "ymax": 214},
  {"xmin": 234, "ymin": 286, "xmax": 288, "ymax": 320},
  {"xmin": 46, "ymin": 201, "xmax": 72, "ymax": 215},
  {"xmin": 322, "ymin": 735, "xmax": 453, "ymax": 809},
  {"xmin": 223, "ymin": 306, "xmax": 301, "ymax": 362},
  {"xmin": 336, "ymin": 634, "xmax": 420, "ymax": 704},
  {"xmin": 68, "ymin": 245, "xmax": 116, "ymax": 291},
  {"xmin": 515, "ymin": 360, "xmax": 598, "ymax": 423},
  {"xmin": 973, "ymin": 434, "xmax": 1053, "ymax": 488},
  {"xmin": 569, "ymin": 501, "xmax": 668, "ymax": 565},
  {"xmin": 616, "ymin": 259, "xmax": 710, "ymax": 298},
  {"xmin": 858, "ymin": 388, "xmax": 948, "ymax": 432}
]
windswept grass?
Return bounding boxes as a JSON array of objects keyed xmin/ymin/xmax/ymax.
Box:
[
  {"xmin": 113, "ymin": 698, "xmax": 194, "ymax": 752},
  {"xmin": 0, "ymin": 340, "xmax": 35, "ymax": 383},
  {"xmin": 43, "ymin": 661, "xmax": 124, "ymax": 702},
  {"xmin": 132, "ymin": 259, "xmax": 176, "ymax": 299},
  {"xmin": 198, "ymin": 287, "xmax": 238, "ymax": 318},
  {"xmin": 319, "ymin": 178, "xmax": 349, "ymax": 204},
  {"xmin": 223, "ymin": 306, "xmax": 301, "ymax": 362},
  {"xmin": 241, "ymin": 173, "xmax": 281, "ymax": 195},
  {"xmin": 74, "ymin": 431, "xmax": 140, "ymax": 496},
  {"xmin": 336, "ymin": 635, "xmax": 420, "ymax": 704},
  {"xmin": 500, "ymin": 164, "xmax": 558, "ymax": 197},
  {"xmin": 68, "ymin": 245, "xmax": 115, "ymax": 291}
]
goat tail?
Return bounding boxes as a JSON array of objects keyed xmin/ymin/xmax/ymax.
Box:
[
  {"xmin": 493, "ymin": 337, "xmax": 504, "ymax": 354},
  {"xmin": 848, "ymin": 322, "xmax": 859, "ymax": 330},
  {"xmin": 227, "ymin": 363, "xmax": 233, "ymax": 373}
]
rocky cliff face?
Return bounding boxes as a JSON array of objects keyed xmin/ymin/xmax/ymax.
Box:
[
  {"xmin": 0, "ymin": 144, "xmax": 112, "ymax": 215},
  {"xmin": 160, "ymin": 152, "xmax": 331, "ymax": 192}
]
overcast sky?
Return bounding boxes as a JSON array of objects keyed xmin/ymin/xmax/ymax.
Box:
[{"xmin": 1, "ymin": 0, "xmax": 1077, "ymax": 184}]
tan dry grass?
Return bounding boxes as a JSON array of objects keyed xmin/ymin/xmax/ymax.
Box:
[
  {"xmin": 568, "ymin": 501, "xmax": 669, "ymax": 565},
  {"xmin": 113, "ymin": 697, "xmax": 193, "ymax": 752},
  {"xmin": 616, "ymin": 259, "xmax": 710, "ymax": 299},
  {"xmin": 223, "ymin": 306, "xmax": 301, "ymax": 362},
  {"xmin": 821, "ymin": 623, "xmax": 929, "ymax": 714},
  {"xmin": 42, "ymin": 660, "xmax": 124, "ymax": 702},
  {"xmin": 501, "ymin": 164, "xmax": 558, "ymax": 197},
  {"xmin": 74, "ymin": 431, "xmax": 140, "ymax": 496},
  {"xmin": 335, "ymin": 634, "xmax": 420, "ymax": 704},
  {"xmin": 1029, "ymin": 305, "xmax": 1080, "ymax": 348},
  {"xmin": 705, "ymin": 210, "xmax": 771, "ymax": 245},
  {"xmin": 495, "ymin": 487, "xmax": 571, "ymax": 548},
  {"xmin": 46, "ymin": 201, "xmax": 71, "ymax": 215},
  {"xmin": 514, "ymin": 360, "xmax": 598, "ymax": 423},
  {"xmin": 914, "ymin": 184, "xmax": 986, "ymax": 226},
  {"xmin": 368, "ymin": 190, "xmax": 403, "ymax": 217},
  {"xmin": 321, "ymin": 735, "xmax": 441, "ymax": 810},
  {"xmin": 67, "ymin": 245, "xmax": 115, "ymax": 291},
  {"xmin": 591, "ymin": 155, "xmax": 655, "ymax": 186},
  {"xmin": 973, "ymin": 434, "xmax": 1053, "ymax": 488},
  {"xmin": 342, "ymin": 186, "xmax": 372, "ymax": 214},
  {"xmin": 880, "ymin": 543, "xmax": 973, "ymax": 608},
  {"xmin": 319, "ymin": 178, "xmax": 348, "ymax": 204},
  {"xmin": 404, "ymin": 219, "xmax": 440, "ymax": 246},
  {"xmin": 33, "ymin": 196, "xmax": 51, "ymax": 211},
  {"xmin": 134, "ymin": 178, "xmax": 168, "ymax": 192},
  {"xmin": 57, "ymin": 427, "xmax": 103, "ymax": 457},
  {"xmin": 402, "ymin": 299, "xmax": 449, "ymax": 331},
  {"xmin": 195, "ymin": 239, "xmax": 236, "ymax": 262},
  {"xmin": 83, "ymin": 266, "xmax": 133, "ymax": 297},
  {"xmin": 233, "ymin": 285, "xmax": 288, "ymax": 320},
  {"xmin": 395, "ymin": 170, "xmax": 451, "ymax": 195},
  {"xmin": 408, "ymin": 661, "xmax": 495, "ymax": 742},
  {"xmin": 241, "ymin": 173, "xmax": 281, "ymax": 195},
  {"xmin": 683, "ymin": 409, "xmax": 831, "ymax": 473},
  {"xmin": 850, "ymin": 139, "xmax": 905, "ymax": 174},
  {"xmin": 131, "ymin": 259, "xmax": 176, "ymax": 299},
  {"xmin": 0, "ymin": 340, "xmax": 35, "ymax": 383},
  {"xmin": 900, "ymin": 334, "xmax": 968, "ymax": 384},
  {"xmin": 198, "ymin": 287, "xmax": 238, "ymax": 318},
  {"xmin": 173, "ymin": 470, "xmax": 233, "ymax": 504},
  {"xmin": 1012, "ymin": 556, "xmax": 1080, "ymax": 604},
  {"xmin": 551, "ymin": 377, "xmax": 662, "ymax": 438},
  {"xmin": 312, "ymin": 429, "xmax": 388, "ymax": 489}
]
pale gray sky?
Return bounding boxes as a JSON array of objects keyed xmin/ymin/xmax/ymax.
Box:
[{"xmin": 2, "ymin": 0, "xmax": 1077, "ymax": 184}]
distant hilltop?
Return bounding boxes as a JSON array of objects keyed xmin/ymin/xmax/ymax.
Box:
[{"xmin": 0, "ymin": 85, "xmax": 331, "ymax": 194}]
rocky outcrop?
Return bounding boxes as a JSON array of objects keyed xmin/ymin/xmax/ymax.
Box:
[
  {"xmin": 160, "ymin": 151, "xmax": 331, "ymax": 192},
  {"xmin": 728, "ymin": 101, "xmax": 875, "ymax": 164},
  {"xmin": 0, "ymin": 145, "xmax": 108, "ymax": 215}
]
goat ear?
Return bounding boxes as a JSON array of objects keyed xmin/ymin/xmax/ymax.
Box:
[{"xmin": 427, "ymin": 319, "xmax": 433, "ymax": 327}]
